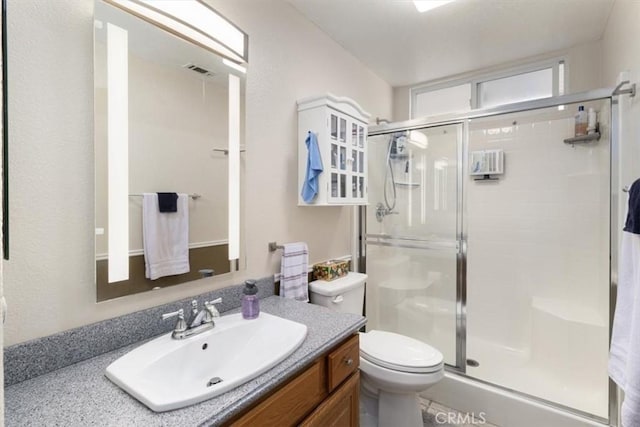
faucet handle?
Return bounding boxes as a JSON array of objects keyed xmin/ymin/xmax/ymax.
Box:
[
  {"xmin": 190, "ymin": 300, "xmax": 199, "ymax": 316},
  {"xmin": 161, "ymin": 308, "xmax": 187, "ymax": 332},
  {"xmin": 204, "ymin": 298, "xmax": 222, "ymax": 320},
  {"xmin": 161, "ymin": 308, "xmax": 184, "ymax": 320}
]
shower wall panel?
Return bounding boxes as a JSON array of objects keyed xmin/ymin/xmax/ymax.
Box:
[{"xmin": 465, "ymin": 100, "xmax": 610, "ymax": 417}]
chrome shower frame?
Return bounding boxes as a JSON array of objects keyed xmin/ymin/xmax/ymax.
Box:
[{"xmin": 359, "ymin": 84, "xmax": 635, "ymax": 426}]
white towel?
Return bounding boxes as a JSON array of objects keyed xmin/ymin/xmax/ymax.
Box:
[
  {"xmin": 610, "ymin": 231, "xmax": 640, "ymax": 426},
  {"xmin": 142, "ymin": 193, "xmax": 190, "ymax": 280},
  {"xmin": 280, "ymin": 242, "xmax": 309, "ymax": 302}
]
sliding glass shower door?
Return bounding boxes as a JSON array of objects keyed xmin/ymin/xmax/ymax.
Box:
[
  {"xmin": 465, "ymin": 101, "xmax": 611, "ymax": 418},
  {"xmin": 364, "ymin": 124, "xmax": 462, "ymax": 366},
  {"xmin": 364, "ymin": 97, "xmax": 612, "ymax": 421}
]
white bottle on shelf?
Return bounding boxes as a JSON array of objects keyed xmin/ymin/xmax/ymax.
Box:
[
  {"xmin": 575, "ymin": 105, "xmax": 588, "ymax": 136},
  {"xmin": 587, "ymin": 108, "xmax": 597, "ymax": 134}
]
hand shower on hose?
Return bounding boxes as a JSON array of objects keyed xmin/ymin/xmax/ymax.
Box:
[{"xmin": 376, "ymin": 132, "xmax": 407, "ymax": 222}]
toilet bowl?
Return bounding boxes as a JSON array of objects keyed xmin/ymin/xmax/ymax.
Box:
[
  {"xmin": 308, "ymin": 273, "xmax": 444, "ymax": 427},
  {"xmin": 359, "ymin": 329, "xmax": 444, "ymax": 427}
]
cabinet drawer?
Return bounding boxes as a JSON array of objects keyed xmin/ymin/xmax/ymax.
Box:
[
  {"xmin": 327, "ymin": 335, "xmax": 359, "ymax": 391},
  {"xmin": 229, "ymin": 360, "xmax": 327, "ymax": 427},
  {"xmin": 300, "ymin": 371, "xmax": 360, "ymax": 427}
]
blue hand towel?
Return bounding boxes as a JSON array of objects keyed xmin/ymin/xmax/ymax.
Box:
[{"xmin": 301, "ymin": 131, "xmax": 323, "ymax": 203}]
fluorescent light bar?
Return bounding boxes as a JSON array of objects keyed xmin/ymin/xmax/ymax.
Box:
[
  {"xmin": 413, "ymin": 0, "xmax": 455, "ymax": 13},
  {"xmin": 228, "ymin": 74, "xmax": 240, "ymax": 261},
  {"xmin": 105, "ymin": 0, "xmax": 247, "ymax": 64},
  {"xmin": 107, "ymin": 23, "xmax": 129, "ymax": 283}
]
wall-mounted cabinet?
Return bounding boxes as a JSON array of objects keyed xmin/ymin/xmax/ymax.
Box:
[{"xmin": 298, "ymin": 95, "xmax": 370, "ymax": 206}]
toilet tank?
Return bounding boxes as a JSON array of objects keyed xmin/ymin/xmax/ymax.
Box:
[{"xmin": 309, "ymin": 272, "xmax": 367, "ymax": 315}]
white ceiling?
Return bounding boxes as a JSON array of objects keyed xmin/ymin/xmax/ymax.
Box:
[{"xmin": 287, "ymin": 0, "xmax": 615, "ymax": 87}]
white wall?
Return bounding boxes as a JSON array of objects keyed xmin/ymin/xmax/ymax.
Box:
[
  {"xmin": 4, "ymin": 0, "xmax": 391, "ymax": 346},
  {"xmin": 602, "ymin": 0, "xmax": 640, "ymax": 213},
  {"xmin": 392, "ymin": 40, "xmax": 603, "ymax": 121}
]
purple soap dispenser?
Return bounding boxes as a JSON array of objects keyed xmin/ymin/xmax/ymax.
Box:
[{"xmin": 242, "ymin": 279, "xmax": 260, "ymax": 319}]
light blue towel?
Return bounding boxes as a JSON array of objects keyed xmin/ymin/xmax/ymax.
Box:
[{"xmin": 301, "ymin": 131, "xmax": 323, "ymax": 203}]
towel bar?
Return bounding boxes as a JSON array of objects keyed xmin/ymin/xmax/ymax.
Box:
[
  {"xmin": 268, "ymin": 242, "xmax": 284, "ymax": 252},
  {"xmin": 129, "ymin": 193, "xmax": 201, "ymax": 200},
  {"xmin": 212, "ymin": 148, "xmax": 246, "ymax": 155}
]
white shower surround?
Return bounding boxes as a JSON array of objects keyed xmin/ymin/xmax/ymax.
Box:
[{"xmin": 366, "ymin": 100, "xmax": 611, "ymax": 424}]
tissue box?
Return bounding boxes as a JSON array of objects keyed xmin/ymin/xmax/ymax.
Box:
[{"xmin": 312, "ymin": 259, "xmax": 349, "ymax": 281}]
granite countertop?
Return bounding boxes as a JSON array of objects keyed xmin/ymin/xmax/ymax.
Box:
[{"xmin": 5, "ymin": 296, "xmax": 366, "ymax": 427}]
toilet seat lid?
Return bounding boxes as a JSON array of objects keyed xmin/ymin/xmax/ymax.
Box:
[{"xmin": 360, "ymin": 330, "xmax": 444, "ymax": 374}]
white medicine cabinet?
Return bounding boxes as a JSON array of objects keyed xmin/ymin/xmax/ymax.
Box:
[{"xmin": 297, "ymin": 94, "xmax": 370, "ymax": 206}]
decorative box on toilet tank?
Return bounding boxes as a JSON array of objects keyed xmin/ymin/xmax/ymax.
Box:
[{"xmin": 297, "ymin": 94, "xmax": 370, "ymax": 206}]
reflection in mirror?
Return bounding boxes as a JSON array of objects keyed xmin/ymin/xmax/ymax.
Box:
[{"xmin": 94, "ymin": 0, "xmax": 246, "ymax": 301}]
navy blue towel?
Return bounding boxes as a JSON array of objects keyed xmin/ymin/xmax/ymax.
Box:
[
  {"xmin": 624, "ymin": 179, "xmax": 640, "ymax": 234},
  {"xmin": 157, "ymin": 192, "xmax": 178, "ymax": 213}
]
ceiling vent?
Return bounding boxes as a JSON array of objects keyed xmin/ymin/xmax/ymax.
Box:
[{"xmin": 183, "ymin": 63, "xmax": 216, "ymax": 78}]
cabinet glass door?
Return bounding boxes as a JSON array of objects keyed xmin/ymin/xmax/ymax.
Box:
[
  {"xmin": 327, "ymin": 111, "xmax": 367, "ymax": 204},
  {"xmin": 330, "ymin": 114, "xmax": 338, "ymax": 140},
  {"xmin": 352, "ymin": 124, "xmax": 358, "ymax": 146}
]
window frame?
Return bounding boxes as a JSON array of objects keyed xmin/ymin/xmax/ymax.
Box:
[{"xmin": 409, "ymin": 57, "xmax": 566, "ymax": 119}]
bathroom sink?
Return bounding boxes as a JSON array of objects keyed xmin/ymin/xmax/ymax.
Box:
[{"xmin": 105, "ymin": 312, "xmax": 307, "ymax": 412}]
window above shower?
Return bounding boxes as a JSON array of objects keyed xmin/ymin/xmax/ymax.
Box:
[{"xmin": 410, "ymin": 58, "xmax": 566, "ymax": 119}]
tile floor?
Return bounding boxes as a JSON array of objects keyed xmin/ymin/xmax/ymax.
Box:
[{"xmin": 420, "ymin": 397, "xmax": 500, "ymax": 427}]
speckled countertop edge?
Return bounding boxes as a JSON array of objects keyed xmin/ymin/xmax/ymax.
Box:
[{"xmin": 5, "ymin": 296, "xmax": 366, "ymax": 427}]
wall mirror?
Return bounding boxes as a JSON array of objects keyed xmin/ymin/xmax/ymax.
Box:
[{"xmin": 94, "ymin": 0, "xmax": 247, "ymax": 301}]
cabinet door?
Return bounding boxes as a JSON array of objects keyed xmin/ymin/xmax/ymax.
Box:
[
  {"xmin": 300, "ymin": 371, "xmax": 360, "ymax": 427},
  {"xmin": 229, "ymin": 360, "xmax": 327, "ymax": 427},
  {"xmin": 348, "ymin": 123, "xmax": 367, "ymax": 203},
  {"xmin": 328, "ymin": 110, "xmax": 349, "ymax": 203},
  {"xmin": 325, "ymin": 110, "xmax": 367, "ymax": 205}
]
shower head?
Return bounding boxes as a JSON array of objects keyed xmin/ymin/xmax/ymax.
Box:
[
  {"xmin": 388, "ymin": 130, "xmax": 429, "ymax": 160},
  {"xmin": 389, "ymin": 132, "xmax": 409, "ymax": 160}
]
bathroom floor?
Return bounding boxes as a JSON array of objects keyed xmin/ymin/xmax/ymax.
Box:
[{"xmin": 420, "ymin": 397, "xmax": 500, "ymax": 427}]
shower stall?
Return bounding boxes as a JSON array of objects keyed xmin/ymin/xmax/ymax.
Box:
[{"xmin": 362, "ymin": 88, "xmax": 628, "ymax": 426}]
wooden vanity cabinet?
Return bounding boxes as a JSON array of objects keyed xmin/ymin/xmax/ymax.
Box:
[{"xmin": 227, "ymin": 334, "xmax": 360, "ymax": 427}]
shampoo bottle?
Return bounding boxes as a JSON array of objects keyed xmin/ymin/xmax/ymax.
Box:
[
  {"xmin": 242, "ymin": 279, "xmax": 260, "ymax": 319},
  {"xmin": 587, "ymin": 108, "xmax": 597, "ymax": 134},
  {"xmin": 575, "ymin": 105, "xmax": 588, "ymax": 136}
]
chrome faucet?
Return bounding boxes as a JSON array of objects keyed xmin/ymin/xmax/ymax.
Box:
[
  {"xmin": 162, "ymin": 298, "xmax": 222, "ymax": 340},
  {"xmin": 375, "ymin": 202, "xmax": 399, "ymax": 222}
]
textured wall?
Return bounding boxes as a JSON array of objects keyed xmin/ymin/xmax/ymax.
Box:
[
  {"xmin": 602, "ymin": 0, "xmax": 640, "ymax": 232},
  {"xmin": 3, "ymin": 0, "xmax": 392, "ymax": 346}
]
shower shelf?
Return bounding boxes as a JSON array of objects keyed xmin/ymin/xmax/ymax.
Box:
[{"xmin": 563, "ymin": 132, "xmax": 600, "ymax": 145}]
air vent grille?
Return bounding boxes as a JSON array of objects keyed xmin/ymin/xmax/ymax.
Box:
[{"xmin": 183, "ymin": 63, "xmax": 215, "ymax": 77}]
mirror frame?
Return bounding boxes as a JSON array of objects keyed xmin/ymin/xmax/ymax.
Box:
[
  {"xmin": 2, "ymin": 0, "xmax": 8, "ymax": 260},
  {"xmin": 94, "ymin": 0, "xmax": 247, "ymax": 300}
]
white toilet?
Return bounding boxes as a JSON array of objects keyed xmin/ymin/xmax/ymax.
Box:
[{"xmin": 309, "ymin": 272, "xmax": 444, "ymax": 427}]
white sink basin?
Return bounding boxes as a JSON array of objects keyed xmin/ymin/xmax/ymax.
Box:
[{"xmin": 105, "ymin": 312, "xmax": 307, "ymax": 412}]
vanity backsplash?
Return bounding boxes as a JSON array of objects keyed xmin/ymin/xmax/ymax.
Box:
[{"xmin": 4, "ymin": 277, "xmax": 275, "ymax": 386}]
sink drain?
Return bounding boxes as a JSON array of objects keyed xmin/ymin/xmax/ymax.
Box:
[
  {"xmin": 207, "ymin": 377, "xmax": 223, "ymax": 387},
  {"xmin": 466, "ymin": 359, "xmax": 480, "ymax": 368}
]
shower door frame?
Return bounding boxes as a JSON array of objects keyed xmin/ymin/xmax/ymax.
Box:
[{"xmin": 361, "ymin": 86, "xmax": 629, "ymax": 426}]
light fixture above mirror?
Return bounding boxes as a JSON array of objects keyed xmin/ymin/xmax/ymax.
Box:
[{"xmin": 104, "ymin": 0, "xmax": 248, "ymax": 65}]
